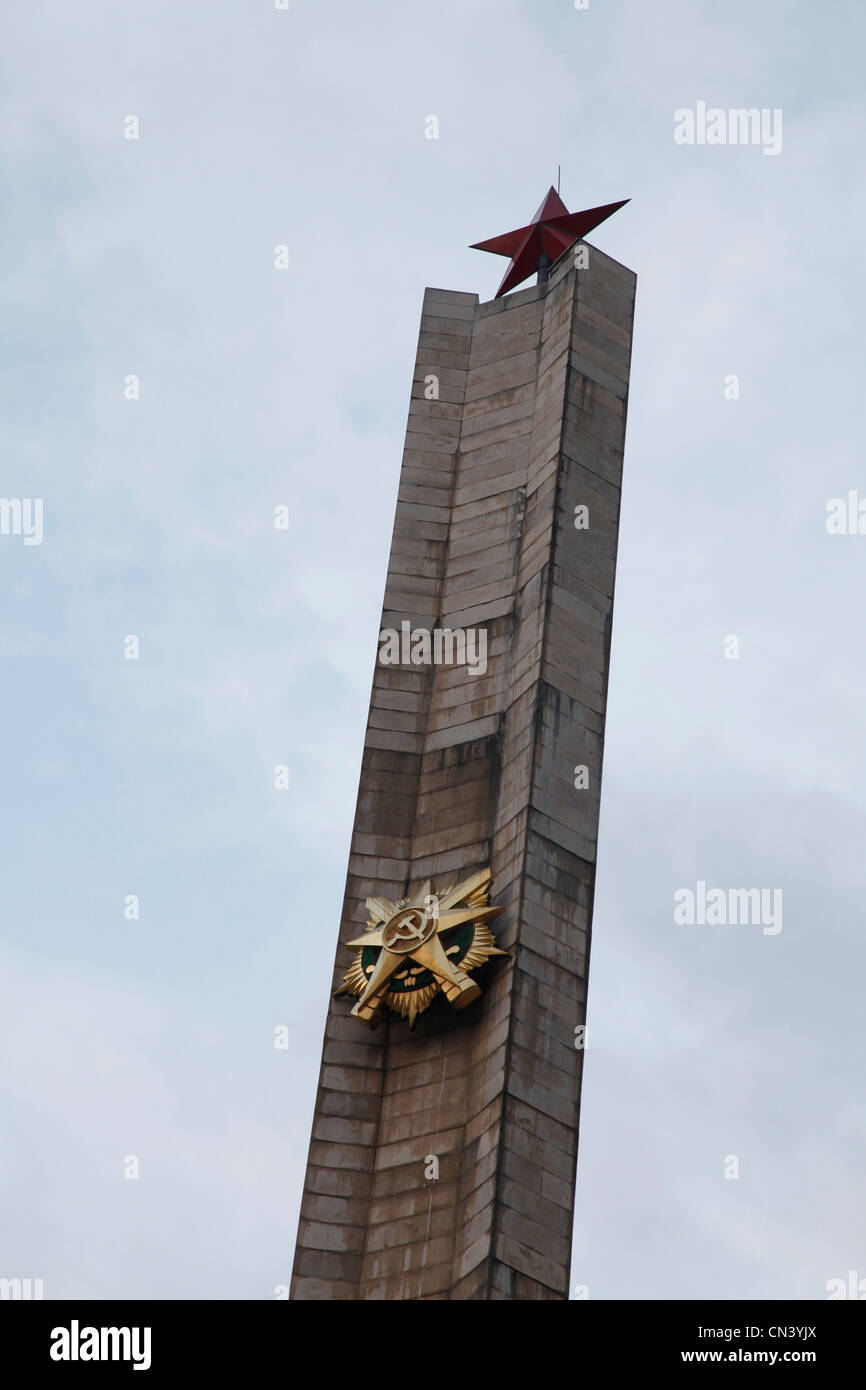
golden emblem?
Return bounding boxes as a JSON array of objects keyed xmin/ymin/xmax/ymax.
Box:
[{"xmin": 335, "ymin": 868, "xmax": 507, "ymax": 1028}]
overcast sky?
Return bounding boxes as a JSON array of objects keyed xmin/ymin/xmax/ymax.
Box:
[{"xmin": 1, "ymin": 0, "xmax": 864, "ymax": 1300}]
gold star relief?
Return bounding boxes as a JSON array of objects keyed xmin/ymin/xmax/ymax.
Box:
[{"xmin": 334, "ymin": 868, "xmax": 507, "ymax": 1028}]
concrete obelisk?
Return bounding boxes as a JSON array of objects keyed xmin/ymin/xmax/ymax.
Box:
[{"xmin": 292, "ymin": 193, "xmax": 635, "ymax": 1300}]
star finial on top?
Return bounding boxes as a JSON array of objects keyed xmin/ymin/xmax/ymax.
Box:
[{"xmin": 470, "ymin": 186, "xmax": 629, "ymax": 297}]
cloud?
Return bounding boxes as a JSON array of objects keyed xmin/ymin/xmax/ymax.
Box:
[
  {"xmin": 0, "ymin": 954, "xmax": 305, "ymax": 1298},
  {"xmin": 1, "ymin": 0, "xmax": 865, "ymax": 1300}
]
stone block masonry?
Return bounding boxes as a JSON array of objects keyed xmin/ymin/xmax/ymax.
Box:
[{"xmin": 292, "ymin": 240, "xmax": 636, "ymax": 1300}]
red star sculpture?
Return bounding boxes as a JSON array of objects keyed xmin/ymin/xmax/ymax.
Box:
[{"xmin": 470, "ymin": 186, "xmax": 629, "ymax": 298}]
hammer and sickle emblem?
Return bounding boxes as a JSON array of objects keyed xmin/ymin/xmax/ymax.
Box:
[{"xmin": 394, "ymin": 912, "xmax": 425, "ymax": 941}]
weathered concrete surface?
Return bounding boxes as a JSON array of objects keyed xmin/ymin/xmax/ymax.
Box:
[{"xmin": 292, "ymin": 243, "xmax": 636, "ymax": 1300}]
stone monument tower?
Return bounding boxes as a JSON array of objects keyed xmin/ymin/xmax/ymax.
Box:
[{"xmin": 291, "ymin": 188, "xmax": 636, "ymax": 1300}]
